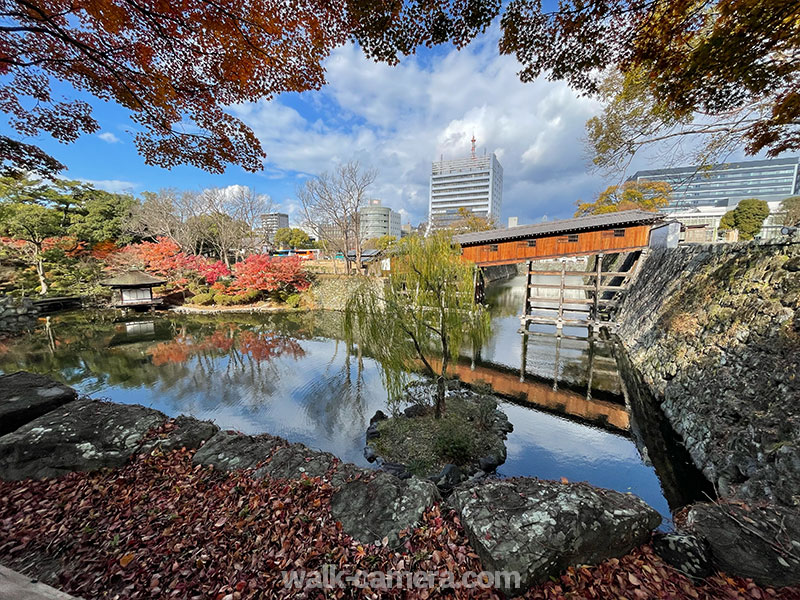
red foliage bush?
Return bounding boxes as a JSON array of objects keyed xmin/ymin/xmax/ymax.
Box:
[
  {"xmin": 228, "ymin": 254, "xmax": 310, "ymax": 295},
  {"xmin": 115, "ymin": 238, "xmax": 231, "ymax": 285}
]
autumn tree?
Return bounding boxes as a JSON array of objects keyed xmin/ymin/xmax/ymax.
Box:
[
  {"xmin": 364, "ymin": 234, "xmax": 398, "ymax": 251},
  {"xmin": 447, "ymin": 207, "xmax": 497, "ymax": 233},
  {"xmin": 344, "ymin": 233, "xmax": 490, "ymax": 418},
  {"xmin": 0, "ymin": 0, "xmax": 499, "ymax": 177},
  {"xmin": 496, "ymin": 1, "xmax": 800, "ymax": 169},
  {"xmin": 575, "ymin": 181, "xmax": 672, "ymax": 217},
  {"xmin": 718, "ymin": 199, "xmax": 770, "ymax": 240},
  {"xmin": 126, "ymin": 186, "xmax": 271, "ymax": 264},
  {"xmin": 228, "ymin": 255, "xmax": 310, "ymax": 296},
  {"xmin": 299, "ymin": 161, "xmax": 376, "ymax": 273}
]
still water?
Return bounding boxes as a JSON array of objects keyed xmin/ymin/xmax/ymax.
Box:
[{"xmin": 0, "ymin": 275, "xmax": 707, "ymax": 525}]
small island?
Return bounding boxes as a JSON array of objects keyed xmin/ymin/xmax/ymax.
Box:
[{"xmin": 364, "ymin": 380, "xmax": 513, "ymax": 489}]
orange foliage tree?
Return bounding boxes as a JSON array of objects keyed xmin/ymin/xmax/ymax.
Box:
[{"xmin": 0, "ymin": 0, "xmax": 498, "ymax": 176}]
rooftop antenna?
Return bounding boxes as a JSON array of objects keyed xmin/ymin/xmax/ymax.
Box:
[{"xmin": 471, "ymin": 134, "xmax": 476, "ymax": 159}]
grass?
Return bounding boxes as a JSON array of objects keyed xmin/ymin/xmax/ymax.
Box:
[{"xmin": 371, "ymin": 394, "xmax": 501, "ymax": 477}]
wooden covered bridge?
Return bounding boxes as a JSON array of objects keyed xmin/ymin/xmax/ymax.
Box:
[{"xmin": 454, "ymin": 210, "xmax": 664, "ymax": 332}]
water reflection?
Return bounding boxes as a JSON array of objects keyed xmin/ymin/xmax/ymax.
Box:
[{"xmin": 0, "ymin": 278, "xmax": 706, "ymax": 526}]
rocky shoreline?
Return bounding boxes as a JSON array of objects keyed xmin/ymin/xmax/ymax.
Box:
[
  {"xmin": 0, "ymin": 296, "xmax": 38, "ymax": 335},
  {"xmin": 0, "ymin": 371, "xmax": 665, "ymax": 594},
  {"xmin": 1, "ymin": 370, "xmax": 799, "ymax": 591}
]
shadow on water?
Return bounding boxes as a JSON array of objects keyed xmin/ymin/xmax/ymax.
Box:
[
  {"xmin": 0, "ymin": 275, "xmax": 713, "ymax": 526},
  {"xmin": 614, "ymin": 344, "xmax": 717, "ymax": 511}
]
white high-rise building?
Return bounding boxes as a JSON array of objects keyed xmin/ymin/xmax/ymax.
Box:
[
  {"xmin": 359, "ymin": 199, "xmax": 401, "ymax": 239},
  {"xmin": 428, "ymin": 149, "xmax": 503, "ymax": 230},
  {"xmin": 259, "ymin": 212, "xmax": 289, "ymax": 242}
]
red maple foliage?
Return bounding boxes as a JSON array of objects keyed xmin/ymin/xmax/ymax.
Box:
[
  {"xmin": 90, "ymin": 240, "xmax": 118, "ymax": 260},
  {"xmin": 228, "ymin": 254, "xmax": 310, "ymax": 295},
  {"xmin": 118, "ymin": 238, "xmax": 230, "ymax": 285},
  {"xmin": 0, "ymin": 436, "xmax": 797, "ymax": 600}
]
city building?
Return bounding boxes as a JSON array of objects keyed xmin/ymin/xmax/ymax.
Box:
[
  {"xmin": 630, "ymin": 157, "xmax": 799, "ymax": 240},
  {"xmin": 359, "ymin": 199, "xmax": 401, "ymax": 239},
  {"xmin": 428, "ymin": 139, "xmax": 503, "ymax": 230},
  {"xmin": 507, "ymin": 216, "xmax": 519, "ymax": 228},
  {"xmin": 259, "ymin": 212, "xmax": 289, "ymax": 242}
]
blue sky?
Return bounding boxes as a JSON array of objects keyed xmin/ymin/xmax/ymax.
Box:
[{"xmin": 2, "ymin": 24, "xmax": 758, "ymax": 227}]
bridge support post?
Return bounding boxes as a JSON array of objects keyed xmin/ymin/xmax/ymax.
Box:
[
  {"xmin": 589, "ymin": 253, "xmax": 604, "ymax": 336},
  {"xmin": 555, "ymin": 260, "xmax": 566, "ymax": 331},
  {"xmin": 520, "ymin": 260, "xmax": 532, "ymax": 331}
]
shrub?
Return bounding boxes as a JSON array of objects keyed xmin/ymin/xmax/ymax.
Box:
[
  {"xmin": 285, "ymin": 293, "xmax": 301, "ymax": 308},
  {"xmin": 229, "ymin": 254, "xmax": 310, "ymax": 295},
  {"xmin": 191, "ymin": 292, "xmax": 214, "ymax": 306},
  {"xmin": 236, "ymin": 289, "xmax": 261, "ymax": 304},
  {"xmin": 434, "ymin": 421, "xmax": 473, "ymax": 464},
  {"xmin": 213, "ymin": 293, "xmax": 237, "ymax": 306},
  {"xmin": 475, "ymin": 397, "xmax": 497, "ymax": 430},
  {"xmin": 187, "ymin": 282, "xmax": 209, "ymax": 295}
]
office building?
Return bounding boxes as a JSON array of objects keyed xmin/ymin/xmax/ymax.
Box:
[
  {"xmin": 630, "ymin": 157, "xmax": 799, "ymax": 239},
  {"xmin": 259, "ymin": 212, "xmax": 289, "ymax": 242},
  {"xmin": 428, "ymin": 146, "xmax": 503, "ymax": 230},
  {"xmin": 359, "ymin": 199, "xmax": 401, "ymax": 239}
]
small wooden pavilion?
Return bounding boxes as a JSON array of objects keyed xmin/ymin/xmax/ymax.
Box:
[{"xmin": 100, "ymin": 270, "xmax": 165, "ymax": 309}]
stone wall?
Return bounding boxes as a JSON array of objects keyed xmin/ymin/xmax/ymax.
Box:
[
  {"xmin": 617, "ymin": 240, "xmax": 800, "ymax": 506},
  {"xmin": 309, "ymin": 274, "xmax": 386, "ymax": 311},
  {"xmin": 482, "ymin": 263, "xmax": 520, "ymax": 282},
  {"xmin": 0, "ymin": 296, "xmax": 38, "ymax": 335}
]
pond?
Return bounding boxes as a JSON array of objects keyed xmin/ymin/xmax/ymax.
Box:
[{"xmin": 0, "ymin": 274, "xmax": 710, "ymax": 526}]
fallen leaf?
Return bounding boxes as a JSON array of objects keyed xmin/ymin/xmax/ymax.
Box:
[{"xmin": 119, "ymin": 553, "xmax": 135, "ymax": 568}]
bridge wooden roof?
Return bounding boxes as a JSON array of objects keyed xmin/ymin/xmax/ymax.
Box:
[{"xmin": 454, "ymin": 210, "xmax": 664, "ymax": 247}]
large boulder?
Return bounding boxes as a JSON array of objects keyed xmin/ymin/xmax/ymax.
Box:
[
  {"xmin": 142, "ymin": 415, "xmax": 220, "ymax": 453},
  {"xmin": 0, "ymin": 398, "xmax": 166, "ymax": 480},
  {"xmin": 686, "ymin": 502, "xmax": 800, "ymax": 587},
  {"xmin": 192, "ymin": 430, "xmax": 283, "ymax": 471},
  {"xmin": 330, "ymin": 472, "xmax": 440, "ymax": 548},
  {"xmin": 651, "ymin": 532, "xmax": 712, "ymax": 580},
  {"xmin": 450, "ymin": 479, "xmax": 661, "ymax": 595},
  {"xmin": 252, "ymin": 442, "xmax": 368, "ymax": 487},
  {"xmin": 0, "ymin": 372, "xmax": 77, "ymax": 436}
]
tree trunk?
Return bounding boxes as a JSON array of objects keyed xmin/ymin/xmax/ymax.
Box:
[
  {"xmin": 435, "ymin": 319, "xmax": 449, "ymax": 419},
  {"xmin": 36, "ymin": 255, "xmax": 48, "ymax": 296},
  {"xmin": 435, "ymin": 372, "xmax": 446, "ymax": 419}
]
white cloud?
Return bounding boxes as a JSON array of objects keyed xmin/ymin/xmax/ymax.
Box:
[
  {"xmin": 97, "ymin": 131, "xmax": 121, "ymax": 144},
  {"xmin": 231, "ymin": 29, "xmax": 607, "ymax": 225},
  {"xmin": 79, "ymin": 178, "xmax": 137, "ymax": 194}
]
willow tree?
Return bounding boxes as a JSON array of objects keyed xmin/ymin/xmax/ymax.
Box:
[{"xmin": 344, "ymin": 232, "xmax": 490, "ymax": 419}]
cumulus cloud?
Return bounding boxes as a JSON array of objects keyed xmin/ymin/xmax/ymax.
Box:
[
  {"xmin": 231, "ymin": 29, "xmax": 608, "ymax": 225},
  {"xmin": 97, "ymin": 131, "xmax": 121, "ymax": 144}
]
